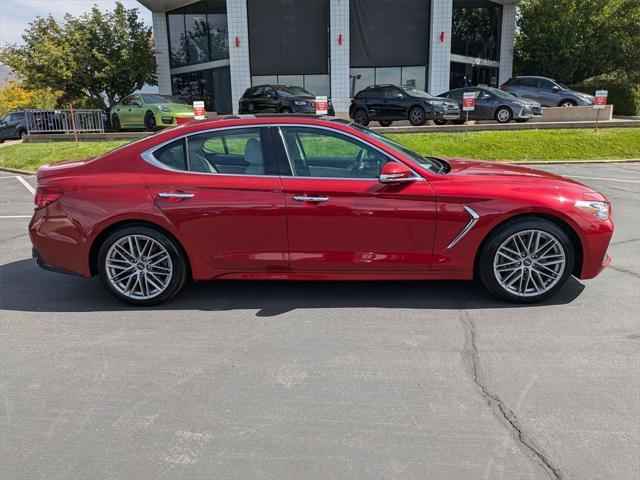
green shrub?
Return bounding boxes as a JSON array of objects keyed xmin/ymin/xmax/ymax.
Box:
[{"xmin": 572, "ymin": 72, "xmax": 640, "ymax": 116}]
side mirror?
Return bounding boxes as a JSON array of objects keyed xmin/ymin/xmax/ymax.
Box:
[
  {"xmin": 552, "ymin": 85, "xmax": 560, "ymax": 92},
  {"xmin": 132, "ymin": 100, "xmax": 142, "ymax": 107},
  {"xmin": 395, "ymin": 93, "xmax": 404, "ymax": 99},
  {"xmin": 379, "ymin": 162, "xmax": 416, "ymax": 183}
]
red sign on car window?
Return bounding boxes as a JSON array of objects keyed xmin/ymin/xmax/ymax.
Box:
[{"xmin": 462, "ymin": 92, "xmax": 476, "ymax": 111}]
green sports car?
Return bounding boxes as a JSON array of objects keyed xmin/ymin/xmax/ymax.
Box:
[{"xmin": 110, "ymin": 94, "xmax": 196, "ymax": 131}]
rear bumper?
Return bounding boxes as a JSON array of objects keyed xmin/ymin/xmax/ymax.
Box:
[{"xmin": 32, "ymin": 247, "xmax": 80, "ymax": 276}]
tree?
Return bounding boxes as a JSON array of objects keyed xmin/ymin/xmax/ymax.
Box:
[
  {"xmin": 514, "ymin": 0, "xmax": 640, "ymax": 84},
  {"xmin": 0, "ymin": 81, "xmax": 61, "ymax": 116},
  {"xmin": 0, "ymin": 2, "xmax": 156, "ymax": 110}
]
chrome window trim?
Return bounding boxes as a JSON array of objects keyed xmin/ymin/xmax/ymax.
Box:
[
  {"xmin": 446, "ymin": 206, "xmax": 480, "ymax": 250},
  {"xmin": 139, "ymin": 122, "xmax": 425, "ymax": 181}
]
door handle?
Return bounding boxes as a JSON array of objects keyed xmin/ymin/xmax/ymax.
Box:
[
  {"xmin": 158, "ymin": 192, "xmax": 194, "ymax": 199},
  {"xmin": 293, "ymin": 195, "xmax": 329, "ymax": 202}
]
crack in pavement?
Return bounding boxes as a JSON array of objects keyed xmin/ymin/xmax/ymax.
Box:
[
  {"xmin": 609, "ymin": 265, "xmax": 640, "ymax": 279},
  {"xmin": 459, "ymin": 311, "xmax": 563, "ymax": 480}
]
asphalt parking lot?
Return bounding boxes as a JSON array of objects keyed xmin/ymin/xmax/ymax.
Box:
[{"xmin": 1, "ymin": 163, "xmax": 638, "ymax": 480}]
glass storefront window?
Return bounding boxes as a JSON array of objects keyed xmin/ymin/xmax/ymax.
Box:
[
  {"xmin": 450, "ymin": 62, "xmax": 499, "ymax": 89},
  {"xmin": 167, "ymin": 1, "xmax": 229, "ymax": 68},
  {"xmin": 171, "ymin": 66, "xmax": 232, "ymax": 114},
  {"xmin": 250, "ymin": 74, "xmax": 330, "ymax": 97},
  {"xmin": 452, "ymin": 0, "xmax": 502, "ymax": 61},
  {"xmin": 168, "ymin": 13, "xmax": 187, "ymax": 67},
  {"xmin": 349, "ymin": 66, "xmax": 426, "ymax": 96}
]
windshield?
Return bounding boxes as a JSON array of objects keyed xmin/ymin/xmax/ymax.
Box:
[
  {"xmin": 399, "ymin": 86, "xmax": 439, "ymax": 99},
  {"xmin": 141, "ymin": 94, "xmax": 186, "ymax": 104},
  {"xmin": 275, "ymin": 85, "xmax": 313, "ymax": 97},
  {"xmin": 347, "ymin": 122, "xmax": 444, "ymax": 174}
]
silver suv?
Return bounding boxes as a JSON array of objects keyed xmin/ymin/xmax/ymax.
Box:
[{"xmin": 501, "ymin": 76, "xmax": 594, "ymax": 107}]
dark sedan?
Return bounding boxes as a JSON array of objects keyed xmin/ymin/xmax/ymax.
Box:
[
  {"xmin": 238, "ymin": 85, "xmax": 335, "ymax": 115},
  {"xmin": 350, "ymin": 84, "xmax": 460, "ymax": 126},
  {"xmin": 438, "ymin": 86, "xmax": 542, "ymax": 123}
]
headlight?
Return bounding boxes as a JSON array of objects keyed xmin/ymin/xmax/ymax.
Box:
[
  {"xmin": 575, "ymin": 200, "xmax": 609, "ymax": 220},
  {"xmin": 156, "ymin": 105, "xmax": 171, "ymax": 112},
  {"xmin": 294, "ymin": 100, "xmax": 308, "ymax": 106}
]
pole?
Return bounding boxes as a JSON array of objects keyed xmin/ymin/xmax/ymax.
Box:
[
  {"xmin": 465, "ymin": 110, "xmax": 469, "ymax": 135},
  {"xmin": 595, "ymin": 107, "xmax": 600, "ymax": 133},
  {"xmin": 69, "ymin": 104, "xmax": 79, "ymax": 145}
]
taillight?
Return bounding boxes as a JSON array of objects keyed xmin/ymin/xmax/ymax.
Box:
[
  {"xmin": 499, "ymin": 83, "xmax": 507, "ymax": 89},
  {"xmin": 34, "ymin": 186, "xmax": 63, "ymax": 210}
]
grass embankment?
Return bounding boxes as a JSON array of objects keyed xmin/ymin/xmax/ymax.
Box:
[
  {"xmin": 0, "ymin": 128, "xmax": 638, "ymax": 173},
  {"xmin": 0, "ymin": 141, "xmax": 128, "ymax": 172},
  {"xmin": 388, "ymin": 128, "xmax": 640, "ymax": 162}
]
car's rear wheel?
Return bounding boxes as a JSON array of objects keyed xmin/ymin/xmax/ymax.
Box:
[
  {"xmin": 144, "ymin": 111, "xmax": 158, "ymax": 131},
  {"xmin": 408, "ymin": 106, "xmax": 426, "ymax": 126},
  {"xmin": 378, "ymin": 120, "xmax": 393, "ymax": 127},
  {"xmin": 560, "ymin": 100, "xmax": 577, "ymax": 107},
  {"xmin": 495, "ymin": 107, "xmax": 513, "ymax": 123},
  {"xmin": 478, "ymin": 218, "xmax": 574, "ymax": 303},
  {"xmin": 111, "ymin": 114, "xmax": 121, "ymax": 132},
  {"xmin": 280, "ymin": 107, "xmax": 292, "ymax": 113},
  {"xmin": 97, "ymin": 226, "xmax": 187, "ymax": 306},
  {"xmin": 18, "ymin": 129, "xmax": 27, "ymax": 140},
  {"xmin": 353, "ymin": 108, "xmax": 369, "ymax": 126}
]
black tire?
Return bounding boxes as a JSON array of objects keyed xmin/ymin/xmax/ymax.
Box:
[
  {"xmin": 515, "ymin": 118, "xmax": 530, "ymax": 123},
  {"xmin": 408, "ymin": 106, "xmax": 427, "ymax": 126},
  {"xmin": 97, "ymin": 226, "xmax": 188, "ymax": 306},
  {"xmin": 559, "ymin": 99, "xmax": 577, "ymax": 107},
  {"xmin": 453, "ymin": 118, "xmax": 466, "ymax": 125},
  {"xmin": 477, "ymin": 218, "xmax": 575, "ymax": 303},
  {"xmin": 433, "ymin": 119, "xmax": 448, "ymax": 126},
  {"xmin": 144, "ymin": 111, "xmax": 158, "ymax": 131},
  {"xmin": 280, "ymin": 107, "xmax": 292, "ymax": 113},
  {"xmin": 18, "ymin": 129, "xmax": 27, "ymax": 140},
  {"xmin": 378, "ymin": 120, "xmax": 393, "ymax": 127},
  {"xmin": 495, "ymin": 107, "xmax": 513, "ymax": 123},
  {"xmin": 111, "ymin": 114, "xmax": 121, "ymax": 132},
  {"xmin": 353, "ymin": 108, "xmax": 369, "ymax": 126}
]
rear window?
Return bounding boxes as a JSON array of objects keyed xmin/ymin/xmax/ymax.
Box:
[{"xmin": 519, "ymin": 78, "xmax": 537, "ymax": 87}]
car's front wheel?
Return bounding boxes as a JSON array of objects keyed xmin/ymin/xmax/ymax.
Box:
[
  {"xmin": 478, "ymin": 218, "xmax": 574, "ymax": 303},
  {"xmin": 495, "ymin": 107, "xmax": 513, "ymax": 123},
  {"xmin": 433, "ymin": 119, "xmax": 448, "ymax": 126},
  {"xmin": 97, "ymin": 226, "xmax": 187, "ymax": 306},
  {"xmin": 408, "ymin": 106, "xmax": 426, "ymax": 126},
  {"xmin": 559, "ymin": 100, "xmax": 577, "ymax": 107},
  {"xmin": 378, "ymin": 120, "xmax": 393, "ymax": 127},
  {"xmin": 144, "ymin": 111, "xmax": 158, "ymax": 131}
]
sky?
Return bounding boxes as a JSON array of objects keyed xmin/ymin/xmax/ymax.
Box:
[{"xmin": 0, "ymin": 0, "xmax": 153, "ymax": 47}]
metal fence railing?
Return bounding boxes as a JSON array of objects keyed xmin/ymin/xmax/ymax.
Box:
[{"xmin": 25, "ymin": 109, "xmax": 105, "ymax": 134}]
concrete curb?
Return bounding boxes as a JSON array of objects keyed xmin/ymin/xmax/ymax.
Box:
[{"xmin": 0, "ymin": 167, "xmax": 35, "ymax": 175}]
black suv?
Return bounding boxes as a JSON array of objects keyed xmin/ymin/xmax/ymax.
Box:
[
  {"xmin": 239, "ymin": 85, "xmax": 335, "ymax": 115},
  {"xmin": 0, "ymin": 111, "xmax": 28, "ymax": 142},
  {"xmin": 349, "ymin": 85, "xmax": 460, "ymax": 126}
]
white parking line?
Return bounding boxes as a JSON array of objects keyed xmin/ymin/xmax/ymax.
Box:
[
  {"xmin": 567, "ymin": 175, "xmax": 640, "ymax": 184},
  {"xmin": 0, "ymin": 215, "xmax": 32, "ymax": 219},
  {"xmin": 16, "ymin": 176, "xmax": 36, "ymax": 195}
]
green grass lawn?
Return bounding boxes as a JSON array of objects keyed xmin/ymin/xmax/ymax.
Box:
[
  {"xmin": 388, "ymin": 128, "xmax": 640, "ymax": 162},
  {"xmin": 0, "ymin": 128, "xmax": 638, "ymax": 173},
  {"xmin": 0, "ymin": 141, "xmax": 128, "ymax": 172}
]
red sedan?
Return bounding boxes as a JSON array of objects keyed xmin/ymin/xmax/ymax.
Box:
[{"xmin": 29, "ymin": 115, "xmax": 613, "ymax": 305}]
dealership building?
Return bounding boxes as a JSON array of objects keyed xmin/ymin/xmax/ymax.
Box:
[{"xmin": 138, "ymin": 0, "xmax": 519, "ymax": 115}]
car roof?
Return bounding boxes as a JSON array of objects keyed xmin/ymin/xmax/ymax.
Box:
[{"xmin": 514, "ymin": 75, "xmax": 553, "ymax": 80}]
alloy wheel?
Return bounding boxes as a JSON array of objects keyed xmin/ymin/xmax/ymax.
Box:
[
  {"xmin": 493, "ymin": 229, "xmax": 566, "ymax": 297},
  {"xmin": 105, "ymin": 234, "xmax": 173, "ymax": 300},
  {"xmin": 496, "ymin": 108, "xmax": 511, "ymax": 123}
]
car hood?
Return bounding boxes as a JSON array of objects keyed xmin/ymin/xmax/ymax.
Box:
[{"xmin": 445, "ymin": 158, "xmax": 590, "ymax": 190}]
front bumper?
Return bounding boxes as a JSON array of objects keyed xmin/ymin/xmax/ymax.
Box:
[
  {"xmin": 516, "ymin": 106, "xmax": 534, "ymax": 119},
  {"xmin": 292, "ymin": 105, "xmax": 336, "ymax": 116},
  {"xmin": 155, "ymin": 113, "xmax": 196, "ymax": 126},
  {"xmin": 433, "ymin": 106, "xmax": 461, "ymax": 120}
]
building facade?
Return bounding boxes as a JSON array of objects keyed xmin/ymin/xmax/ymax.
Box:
[{"xmin": 138, "ymin": 0, "xmax": 518, "ymax": 115}]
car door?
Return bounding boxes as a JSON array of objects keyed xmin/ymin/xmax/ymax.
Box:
[
  {"xmin": 383, "ymin": 87, "xmax": 408, "ymax": 119},
  {"xmin": 141, "ymin": 126, "xmax": 289, "ymax": 271},
  {"xmin": 475, "ymin": 89, "xmax": 499, "ymax": 120},
  {"xmin": 365, "ymin": 88, "xmax": 386, "ymax": 118},
  {"xmin": 274, "ymin": 125, "xmax": 437, "ymax": 271},
  {"xmin": 0, "ymin": 113, "xmax": 14, "ymax": 140},
  {"xmin": 516, "ymin": 78, "xmax": 541, "ymax": 103},
  {"xmin": 255, "ymin": 87, "xmax": 279, "ymax": 113},
  {"xmin": 116, "ymin": 96, "xmax": 132, "ymax": 127},
  {"xmin": 128, "ymin": 94, "xmax": 145, "ymax": 127},
  {"xmin": 536, "ymin": 79, "xmax": 560, "ymax": 106}
]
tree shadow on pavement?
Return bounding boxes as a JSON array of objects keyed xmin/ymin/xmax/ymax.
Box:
[{"xmin": 0, "ymin": 258, "xmax": 585, "ymax": 316}]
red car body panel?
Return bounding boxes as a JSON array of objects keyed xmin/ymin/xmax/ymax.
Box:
[{"xmin": 29, "ymin": 116, "xmax": 613, "ymax": 284}]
